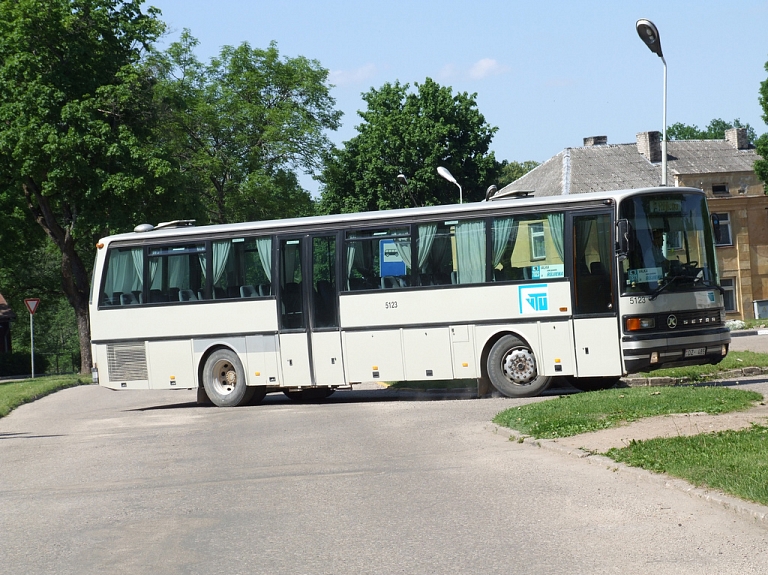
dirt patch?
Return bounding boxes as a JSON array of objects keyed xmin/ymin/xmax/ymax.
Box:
[{"xmin": 552, "ymin": 402, "xmax": 768, "ymax": 453}]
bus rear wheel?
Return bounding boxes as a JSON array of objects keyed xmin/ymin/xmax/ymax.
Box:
[
  {"xmin": 487, "ymin": 335, "xmax": 551, "ymax": 398},
  {"xmin": 202, "ymin": 349, "xmax": 255, "ymax": 407}
]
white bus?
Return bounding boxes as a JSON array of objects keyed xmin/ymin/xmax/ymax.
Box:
[{"xmin": 89, "ymin": 186, "xmax": 730, "ymax": 406}]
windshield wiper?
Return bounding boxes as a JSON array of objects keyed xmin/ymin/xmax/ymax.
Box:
[
  {"xmin": 649, "ymin": 276, "xmax": 685, "ymax": 301},
  {"xmin": 698, "ymin": 279, "xmax": 726, "ymax": 295}
]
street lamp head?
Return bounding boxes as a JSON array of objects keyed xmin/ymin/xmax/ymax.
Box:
[
  {"xmin": 396, "ymin": 173, "xmax": 408, "ymax": 185},
  {"xmin": 636, "ymin": 19, "xmax": 663, "ymax": 58},
  {"xmin": 436, "ymin": 166, "xmax": 457, "ymax": 185}
]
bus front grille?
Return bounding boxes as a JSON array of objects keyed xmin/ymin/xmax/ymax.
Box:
[{"xmin": 107, "ymin": 342, "xmax": 148, "ymax": 381}]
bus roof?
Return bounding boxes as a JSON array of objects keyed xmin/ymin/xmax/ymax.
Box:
[{"xmin": 99, "ymin": 186, "xmax": 705, "ymax": 246}]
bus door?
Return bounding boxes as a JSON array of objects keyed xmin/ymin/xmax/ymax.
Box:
[
  {"xmin": 570, "ymin": 212, "xmax": 623, "ymax": 377},
  {"xmin": 277, "ymin": 235, "xmax": 345, "ymax": 387}
]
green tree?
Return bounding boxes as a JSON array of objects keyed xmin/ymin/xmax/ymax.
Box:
[
  {"xmin": 318, "ymin": 78, "xmax": 499, "ymax": 213},
  {"xmin": 0, "ymin": 0, "xmax": 181, "ymax": 373},
  {"xmin": 755, "ymin": 63, "xmax": 768, "ymax": 185},
  {"xmin": 497, "ymin": 160, "xmax": 540, "ymax": 188},
  {"xmin": 156, "ymin": 31, "xmax": 342, "ymax": 224},
  {"xmin": 668, "ymin": 118, "xmax": 756, "ymax": 143}
]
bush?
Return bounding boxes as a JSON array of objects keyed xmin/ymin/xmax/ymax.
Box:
[{"xmin": 0, "ymin": 352, "xmax": 49, "ymax": 377}]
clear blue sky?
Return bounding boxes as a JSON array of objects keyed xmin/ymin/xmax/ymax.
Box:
[{"xmin": 147, "ymin": 0, "xmax": 768, "ymax": 192}]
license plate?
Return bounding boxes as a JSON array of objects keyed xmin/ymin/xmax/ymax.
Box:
[{"xmin": 684, "ymin": 347, "xmax": 706, "ymax": 357}]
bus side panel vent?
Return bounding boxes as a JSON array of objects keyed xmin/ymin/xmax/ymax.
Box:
[{"xmin": 107, "ymin": 342, "xmax": 148, "ymax": 381}]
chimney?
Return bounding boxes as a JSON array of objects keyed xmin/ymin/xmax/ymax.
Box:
[
  {"xmin": 637, "ymin": 131, "xmax": 662, "ymax": 163},
  {"xmin": 583, "ymin": 135, "xmax": 607, "ymax": 147},
  {"xmin": 725, "ymin": 127, "xmax": 748, "ymax": 150}
]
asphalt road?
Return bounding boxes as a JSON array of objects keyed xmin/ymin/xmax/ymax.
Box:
[{"xmin": 1, "ymin": 383, "xmax": 767, "ymax": 575}]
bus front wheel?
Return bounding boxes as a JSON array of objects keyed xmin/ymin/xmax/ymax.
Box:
[
  {"xmin": 202, "ymin": 349, "xmax": 255, "ymax": 407},
  {"xmin": 487, "ymin": 335, "xmax": 552, "ymax": 398}
]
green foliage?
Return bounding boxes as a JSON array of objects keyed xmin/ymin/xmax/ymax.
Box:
[
  {"xmin": 318, "ymin": 78, "xmax": 499, "ymax": 213},
  {"xmin": 497, "ymin": 160, "xmax": 540, "ymax": 188},
  {"xmin": 667, "ymin": 118, "xmax": 756, "ymax": 143},
  {"xmin": 755, "ymin": 61, "xmax": 768, "ymax": 185},
  {"xmin": 608, "ymin": 425, "xmax": 768, "ymax": 506},
  {"xmin": 0, "ymin": 353, "xmax": 49, "ymax": 377},
  {"xmin": 0, "ymin": 1, "xmax": 195, "ymax": 372},
  {"xmin": 0, "ymin": 375, "xmax": 85, "ymax": 418},
  {"xmin": 155, "ymin": 30, "xmax": 340, "ymax": 224},
  {"xmin": 492, "ymin": 386, "xmax": 761, "ymax": 439}
]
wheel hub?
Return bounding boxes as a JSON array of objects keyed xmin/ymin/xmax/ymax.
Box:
[{"xmin": 502, "ymin": 349, "xmax": 536, "ymax": 384}]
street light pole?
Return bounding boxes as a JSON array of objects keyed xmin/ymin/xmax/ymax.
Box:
[
  {"xmin": 636, "ymin": 18, "xmax": 667, "ymax": 186},
  {"xmin": 436, "ymin": 166, "xmax": 462, "ymax": 204}
]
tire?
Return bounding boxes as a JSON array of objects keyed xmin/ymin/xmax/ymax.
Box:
[
  {"xmin": 486, "ymin": 335, "xmax": 552, "ymax": 398},
  {"xmin": 566, "ymin": 376, "xmax": 620, "ymax": 392},
  {"xmin": 201, "ymin": 349, "xmax": 254, "ymax": 407},
  {"xmin": 283, "ymin": 387, "xmax": 334, "ymax": 402}
]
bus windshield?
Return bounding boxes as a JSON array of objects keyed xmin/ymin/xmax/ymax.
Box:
[{"xmin": 619, "ymin": 193, "xmax": 718, "ymax": 295}]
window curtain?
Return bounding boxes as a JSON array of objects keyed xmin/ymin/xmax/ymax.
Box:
[
  {"xmin": 256, "ymin": 238, "xmax": 272, "ymax": 281},
  {"xmin": 417, "ymin": 224, "xmax": 437, "ymax": 270},
  {"xmin": 168, "ymin": 255, "xmax": 190, "ymax": 289},
  {"xmin": 575, "ymin": 219, "xmax": 594, "ymax": 272},
  {"xmin": 345, "ymin": 242, "xmax": 356, "ymax": 288},
  {"xmin": 106, "ymin": 249, "xmax": 140, "ymax": 296},
  {"xmin": 595, "ymin": 215, "xmax": 612, "ymax": 271},
  {"xmin": 393, "ymin": 237, "xmax": 412, "ymax": 269},
  {"xmin": 130, "ymin": 248, "xmax": 143, "ymax": 292},
  {"xmin": 202, "ymin": 240, "xmax": 231, "ymax": 287},
  {"xmin": 547, "ymin": 213, "xmax": 564, "ymax": 262},
  {"xmin": 456, "ymin": 220, "xmax": 485, "ymax": 284},
  {"xmin": 492, "ymin": 218, "xmax": 517, "ymax": 267}
]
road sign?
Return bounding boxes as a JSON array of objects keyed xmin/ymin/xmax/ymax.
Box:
[{"xmin": 24, "ymin": 298, "xmax": 41, "ymax": 315}]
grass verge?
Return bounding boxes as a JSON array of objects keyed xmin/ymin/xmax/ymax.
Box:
[
  {"xmin": 0, "ymin": 375, "xmax": 87, "ymax": 418},
  {"xmin": 607, "ymin": 425, "xmax": 768, "ymax": 506},
  {"xmin": 492, "ymin": 386, "xmax": 762, "ymax": 439},
  {"xmin": 636, "ymin": 351, "xmax": 768, "ymax": 381}
]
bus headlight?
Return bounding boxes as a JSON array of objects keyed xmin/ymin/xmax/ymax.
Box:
[{"xmin": 626, "ymin": 317, "xmax": 656, "ymax": 331}]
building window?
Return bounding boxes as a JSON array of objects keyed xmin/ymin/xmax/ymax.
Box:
[
  {"xmin": 712, "ymin": 184, "xmax": 729, "ymax": 196},
  {"xmin": 529, "ymin": 222, "xmax": 546, "ymax": 260},
  {"xmin": 712, "ymin": 212, "xmax": 732, "ymax": 246},
  {"xmin": 721, "ymin": 278, "xmax": 736, "ymax": 312}
]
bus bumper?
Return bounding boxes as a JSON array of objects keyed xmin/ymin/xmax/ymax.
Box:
[{"xmin": 622, "ymin": 327, "xmax": 730, "ymax": 374}]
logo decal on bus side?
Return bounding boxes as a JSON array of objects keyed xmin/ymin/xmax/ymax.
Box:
[{"xmin": 519, "ymin": 284, "xmax": 549, "ymax": 314}]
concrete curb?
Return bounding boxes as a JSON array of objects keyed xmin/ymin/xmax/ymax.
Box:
[
  {"xmin": 730, "ymin": 329, "xmax": 768, "ymax": 337},
  {"xmin": 485, "ymin": 423, "xmax": 768, "ymax": 527}
]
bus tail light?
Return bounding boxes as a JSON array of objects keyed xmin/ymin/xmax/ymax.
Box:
[{"xmin": 626, "ymin": 317, "xmax": 655, "ymax": 331}]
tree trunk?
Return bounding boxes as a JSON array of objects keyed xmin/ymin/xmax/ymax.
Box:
[{"xmin": 24, "ymin": 179, "xmax": 93, "ymax": 375}]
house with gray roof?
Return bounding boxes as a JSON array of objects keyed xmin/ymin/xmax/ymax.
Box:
[{"xmin": 499, "ymin": 128, "xmax": 767, "ymax": 319}]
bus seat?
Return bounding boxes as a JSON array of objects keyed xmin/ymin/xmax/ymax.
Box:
[
  {"xmin": 111, "ymin": 292, "xmax": 123, "ymax": 305},
  {"xmin": 258, "ymin": 284, "xmax": 271, "ymax": 297},
  {"xmin": 149, "ymin": 289, "xmax": 168, "ymax": 303},
  {"xmin": 120, "ymin": 293, "xmax": 139, "ymax": 305},
  {"xmin": 179, "ymin": 289, "xmax": 197, "ymax": 301},
  {"xmin": 451, "ymin": 271, "xmax": 458, "ymax": 285},
  {"xmin": 213, "ymin": 286, "xmax": 226, "ymax": 299},
  {"xmin": 240, "ymin": 285, "xmax": 258, "ymax": 298},
  {"xmin": 226, "ymin": 286, "xmax": 240, "ymax": 298},
  {"xmin": 381, "ymin": 276, "xmax": 400, "ymax": 289},
  {"xmin": 169, "ymin": 287, "xmax": 181, "ymax": 301}
]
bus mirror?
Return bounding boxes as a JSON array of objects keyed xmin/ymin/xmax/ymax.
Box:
[
  {"xmin": 616, "ymin": 219, "xmax": 630, "ymax": 259},
  {"xmin": 711, "ymin": 214, "xmax": 721, "ymax": 243}
]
